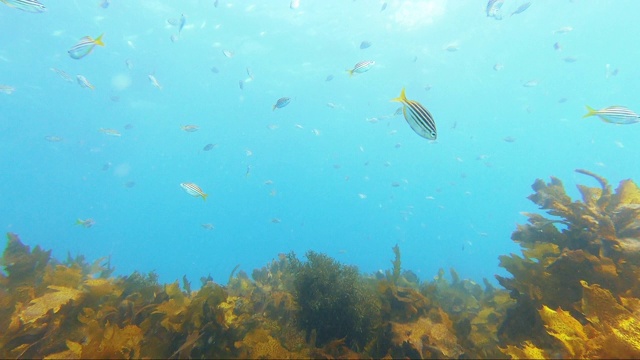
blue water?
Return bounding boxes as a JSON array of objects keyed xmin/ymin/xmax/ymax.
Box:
[{"xmin": 2, "ymin": 0, "xmax": 639, "ymax": 288}]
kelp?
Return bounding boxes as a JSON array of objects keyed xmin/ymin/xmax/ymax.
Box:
[
  {"xmin": 2, "ymin": 170, "xmax": 640, "ymax": 359},
  {"xmin": 498, "ymin": 170, "xmax": 640, "ymax": 358}
]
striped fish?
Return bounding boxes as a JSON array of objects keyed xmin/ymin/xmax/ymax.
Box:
[
  {"xmin": 272, "ymin": 97, "xmax": 291, "ymax": 111},
  {"xmin": 180, "ymin": 182, "xmax": 208, "ymax": 201},
  {"xmin": 347, "ymin": 60, "xmax": 375, "ymax": 77},
  {"xmin": 1, "ymin": 0, "xmax": 46, "ymax": 12},
  {"xmin": 68, "ymin": 34, "xmax": 105, "ymax": 60},
  {"xmin": 391, "ymin": 88, "xmax": 437, "ymax": 140},
  {"xmin": 583, "ymin": 105, "xmax": 640, "ymax": 125}
]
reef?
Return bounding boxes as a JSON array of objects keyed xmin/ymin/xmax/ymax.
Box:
[{"xmin": 1, "ymin": 169, "xmax": 639, "ymax": 359}]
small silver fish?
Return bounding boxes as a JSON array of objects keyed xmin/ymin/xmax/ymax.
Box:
[
  {"xmin": 486, "ymin": 0, "xmax": 504, "ymax": 19},
  {"xmin": 76, "ymin": 75, "xmax": 94, "ymax": 90},
  {"xmin": 0, "ymin": 85, "xmax": 15, "ymax": 94},
  {"xmin": 148, "ymin": 74, "xmax": 162, "ymax": 89},
  {"xmin": 510, "ymin": 2, "xmax": 531, "ymax": 16}
]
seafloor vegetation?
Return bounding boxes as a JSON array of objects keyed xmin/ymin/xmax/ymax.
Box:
[{"xmin": 1, "ymin": 169, "xmax": 640, "ymax": 359}]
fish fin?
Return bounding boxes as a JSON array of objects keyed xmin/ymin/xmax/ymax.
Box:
[
  {"xmin": 94, "ymin": 33, "xmax": 105, "ymax": 46},
  {"xmin": 390, "ymin": 87, "xmax": 407, "ymax": 103},
  {"xmin": 583, "ymin": 105, "xmax": 597, "ymax": 118}
]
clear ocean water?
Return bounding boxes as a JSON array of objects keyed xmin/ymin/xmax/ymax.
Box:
[{"xmin": 1, "ymin": 0, "xmax": 638, "ymax": 288}]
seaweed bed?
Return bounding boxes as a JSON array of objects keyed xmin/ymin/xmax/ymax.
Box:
[{"xmin": 2, "ymin": 169, "xmax": 640, "ymax": 359}]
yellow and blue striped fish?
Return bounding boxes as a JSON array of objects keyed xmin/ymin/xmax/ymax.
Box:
[
  {"xmin": 347, "ymin": 60, "xmax": 375, "ymax": 77},
  {"xmin": 391, "ymin": 88, "xmax": 437, "ymax": 140},
  {"xmin": 583, "ymin": 105, "xmax": 640, "ymax": 125},
  {"xmin": 68, "ymin": 34, "xmax": 105, "ymax": 60},
  {"xmin": 180, "ymin": 182, "xmax": 208, "ymax": 201},
  {"xmin": 1, "ymin": 0, "xmax": 46, "ymax": 12}
]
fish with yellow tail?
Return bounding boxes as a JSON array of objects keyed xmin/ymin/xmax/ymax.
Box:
[
  {"xmin": 180, "ymin": 182, "xmax": 208, "ymax": 201},
  {"xmin": 583, "ymin": 105, "xmax": 640, "ymax": 125},
  {"xmin": 68, "ymin": 34, "xmax": 105, "ymax": 59},
  {"xmin": 1, "ymin": 0, "xmax": 46, "ymax": 13},
  {"xmin": 391, "ymin": 88, "xmax": 437, "ymax": 139},
  {"xmin": 347, "ymin": 60, "xmax": 375, "ymax": 77},
  {"xmin": 75, "ymin": 218, "xmax": 95, "ymax": 228}
]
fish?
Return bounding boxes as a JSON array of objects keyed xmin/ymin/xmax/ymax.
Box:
[
  {"xmin": 272, "ymin": 97, "xmax": 291, "ymax": 111},
  {"xmin": 360, "ymin": 41, "xmax": 372, "ymax": 49},
  {"xmin": 583, "ymin": 105, "xmax": 640, "ymax": 125},
  {"xmin": 181, "ymin": 125, "xmax": 199, "ymax": 132},
  {"xmin": 125, "ymin": 59, "xmax": 134, "ymax": 70},
  {"xmin": 44, "ymin": 135, "xmax": 63, "ymax": 142},
  {"xmin": 100, "ymin": 0, "xmax": 109, "ymax": 8},
  {"xmin": 554, "ymin": 26, "xmax": 573, "ymax": 34},
  {"xmin": 325, "ymin": 74, "xmax": 334, "ymax": 81},
  {"xmin": 76, "ymin": 75, "xmax": 94, "ymax": 90},
  {"xmin": 99, "ymin": 128, "xmax": 121, "ymax": 136},
  {"xmin": 486, "ymin": 0, "xmax": 503, "ymax": 19},
  {"xmin": 443, "ymin": 42, "xmax": 460, "ymax": 52},
  {"xmin": 211, "ymin": 66, "xmax": 220, "ymax": 73},
  {"xmin": 178, "ymin": 14, "xmax": 186, "ymax": 34},
  {"xmin": 380, "ymin": 2, "xmax": 387, "ymax": 11},
  {"xmin": 68, "ymin": 34, "xmax": 105, "ymax": 60},
  {"xmin": 1, "ymin": 0, "xmax": 46, "ymax": 12},
  {"xmin": 239, "ymin": 80, "xmax": 245, "ymax": 90},
  {"xmin": 510, "ymin": 2, "xmax": 531, "ymax": 16},
  {"xmin": 222, "ymin": 49, "xmax": 234, "ymax": 58},
  {"xmin": 0, "ymin": 85, "xmax": 15, "ymax": 94},
  {"xmin": 201, "ymin": 223, "xmax": 214, "ymax": 230},
  {"xmin": 76, "ymin": 218, "xmax": 95, "ymax": 228},
  {"xmin": 180, "ymin": 182, "xmax": 208, "ymax": 201},
  {"xmin": 391, "ymin": 88, "xmax": 437, "ymax": 140},
  {"xmin": 148, "ymin": 74, "xmax": 162, "ymax": 90},
  {"xmin": 347, "ymin": 60, "xmax": 375, "ymax": 77},
  {"xmin": 50, "ymin": 68, "xmax": 74, "ymax": 82},
  {"xmin": 203, "ymin": 143, "xmax": 216, "ymax": 151},
  {"xmin": 522, "ymin": 80, "xmax": 538, "ymax": 87}
]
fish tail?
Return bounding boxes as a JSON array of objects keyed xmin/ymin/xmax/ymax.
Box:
[
  {"xmin": 94, "ymin": 33, "xmax": 105, "ymax": 46},
  {"xmin": 583, "ymin": 105, "xmax": 597, "ymax": 118},
  {"xmin": 202, "ymin": 194, "xmax": 208, "ymax": 201},
  {"xmin": 391, "ymin": 87, "xmax": 407, "ymax": 103},
  {"xmin": 75, "ymin": 219, "xmax": 83, "ymax": 225},
  {"xmin": 272, "ymin": 105, "xmax": 276, "ymax": 111},
  {"xmin": 346, "ymin": 69, "xmax": 354, "ymax": 77}
]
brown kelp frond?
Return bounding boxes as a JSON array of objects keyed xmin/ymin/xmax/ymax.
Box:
[{"xmin": 499, "ymin": 171, "xmax": 640, "ymax": 358}]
